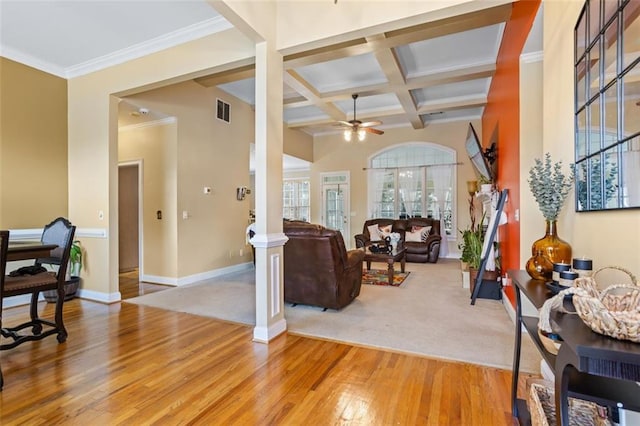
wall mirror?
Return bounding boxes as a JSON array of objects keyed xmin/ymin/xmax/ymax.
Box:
[{"xmin": 574, "ymin": 0, "xmax": 640, "ymax": 211}]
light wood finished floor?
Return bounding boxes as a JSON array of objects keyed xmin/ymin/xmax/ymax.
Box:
[
  {"xmin": 1, "ymin": 298, "xmax": 535, "ymax": 425},
  {"xmin": 119, "ymin": 269, "xmax": 170, "ymax": 300}
]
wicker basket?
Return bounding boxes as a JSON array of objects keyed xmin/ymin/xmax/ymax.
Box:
[
  {"xmin": 572, "ymin": 266, "xmax": 640, "ymax": 343},
  {"xmin": 537, "ymin": 328, "xmax": 561, "ymax": 355},
  {"xmin": 528, "ymin": 381, "xmax": 611, "ymax": 426}
]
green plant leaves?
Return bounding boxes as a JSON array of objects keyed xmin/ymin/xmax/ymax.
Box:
[{"xmin": 528, "ymin": 153, "xmax": 574, "ymax": 221}]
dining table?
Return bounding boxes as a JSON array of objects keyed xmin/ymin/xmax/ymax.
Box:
[{"xmin": 7, "ymin": 241, "xmax": 57, "ymax": 262}]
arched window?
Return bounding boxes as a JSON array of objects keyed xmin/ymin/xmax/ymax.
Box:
[{"xmin": 368, "ymin": 143, "xmax": 456, "ymax": 237}]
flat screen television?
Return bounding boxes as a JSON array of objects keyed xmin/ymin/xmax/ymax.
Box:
[{"xmin": 465, "ymin": 123, "xmax": 494, "ymax": 182}]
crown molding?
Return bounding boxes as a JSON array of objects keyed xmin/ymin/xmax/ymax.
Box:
[
  {"xmin": 65, "ymin": 17, "xmax": 232, "ymax": 78},
  {"xmin": 1, "ymin": 16, "xmax": 231, "ymax": 79},
  {"xmin": 0, "ymin": 47, "xmax": 67, "ymax": 78},
  {"xmin": 521, "ymin": 51, "xmax": 543, "ymax": 64}
]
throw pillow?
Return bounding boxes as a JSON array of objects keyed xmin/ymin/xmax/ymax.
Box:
[
  {"xmin": 378, "ymin": 224, "xmax": 392, "ymax": 238},
  {"xmin": 410, "ymin": 225, "xmax": 432, "ymax": 242},
  {"xmin": 368, "ymin": 224, "xmax": 382, "ymax": 241},
  {"xmin": 405, "ymin": 229, "xmax": 423, "ymax": 242}
]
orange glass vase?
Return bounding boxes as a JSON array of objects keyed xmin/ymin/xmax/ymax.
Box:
[{"xmin": 526, "ymin": 220, "xmax": 572, "ymax": 280}]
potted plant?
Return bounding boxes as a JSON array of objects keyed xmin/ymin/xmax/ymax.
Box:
[
  {"xmin": 478, "ymin": 175, "xmax": 493, "ymax": 193},
  {"xmin": 44, "ymin": 240, "xmax": 83, "ymax": 302},
  {"xmin": 459, "ymin": 212, "xmax": 500, "ymax": 294},
  {"xmin": 459, "ymin": 227, "xmax": 483, "ymax": 270},
  {"xmin": 526, "ymin": 153, "xmax": 574, "ymax": 279}
]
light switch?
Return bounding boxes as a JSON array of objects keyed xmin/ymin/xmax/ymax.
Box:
[
  {"xmin": 182, "ymin": 211, "xmax": 189, "ymax": 220},
  {"xmin": 203, "ymin": 187, "xmax": 211, "ymax": 194}
]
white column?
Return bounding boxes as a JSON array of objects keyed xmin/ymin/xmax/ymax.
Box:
[{"xmin": 252, "ymin": 41, "xmax": 287, "ymax": 342}]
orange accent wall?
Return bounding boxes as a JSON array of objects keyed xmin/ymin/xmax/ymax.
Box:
[{"xmin": 482, "ymin": 0, "xmax": 541, "ymax": 306}]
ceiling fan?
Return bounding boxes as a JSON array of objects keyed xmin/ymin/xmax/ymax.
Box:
[{"xmin": 338, "ymin": 94, "xmax": 384, "ymax": 141}]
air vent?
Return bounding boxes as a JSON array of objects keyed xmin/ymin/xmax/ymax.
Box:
[{"xmin": 216, "ymin": 99, "xmax": 230, "ymax": 123}]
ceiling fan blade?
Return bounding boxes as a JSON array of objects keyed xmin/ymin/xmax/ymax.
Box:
[
  {"xmin": 364, "ymin": 127, "xmax": 384, "ymax": 135},
  {"xmin": 337, "ymin": 120, "xmax": 356, "ymax": 127},
  {"xmin": 359, "ymin": 120, "xmax": 382, "ymax": 128}
]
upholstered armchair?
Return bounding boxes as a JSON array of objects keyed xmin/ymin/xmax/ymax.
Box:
[
  {"xmin": 355, "ymin": 218, "xmax": 442, "ymax": 263},
  {"xmin": 283, "ymin": 221, "xmax": 365, "ymax": 310}
]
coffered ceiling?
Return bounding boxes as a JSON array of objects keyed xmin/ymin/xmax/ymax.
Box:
[
  {"xmin": 0, "ymin": 1, "xmax": 542, "ymax": 138},
  {"xmin": 197, "ymin": 4, "xmax": 516, "ymax": 136}
]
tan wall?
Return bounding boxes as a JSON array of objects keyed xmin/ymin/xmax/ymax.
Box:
[
  {"xmin": 118, "ymin": 121, "xmax": 178, "ymax": 278},
  {"xmin": 543, "ymin": 0, "xmax": 640, "ymax": 279},
  {"xmin": 117, "ymin": 79, "xmax": 310, "ymax": 281},
  {"xmin": 124, "ymin": 80, "xmax": 256, "ymax": 276},
  {"xmin": 519, "ymin": 57, "xmax": 543, "ymax": 267},
  {"xmin": 283, "ymin": 126, "xmax": 313, "ymax": 162},
  {"xmin": 67, "ymin": 28, "xmax": 255, "ymax": 297},
  {"xmin": 311, "ymin": 121, "xmax": 480, "ymax": 254},
  {"xmin": 0, "ymin": 58, "xmax": 68, "ymax": 228}
]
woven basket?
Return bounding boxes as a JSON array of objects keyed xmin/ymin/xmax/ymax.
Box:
[
  {"xmin": 572, "ymin": 266, "xmax": 640, "ymax": 343},
  {"xmin": 537, "ymin": 328, "xmax": 561, "ymax": 355},
  {"xmin": 528, "ymin": 382, "xmax": 611, "ymax": 426}
]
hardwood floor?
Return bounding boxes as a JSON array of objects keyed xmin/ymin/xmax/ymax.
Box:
[
  {"xmin": 119, "ymin": 269, "xmax": 170, "ymax": 300},
  {"xmin": 0, "ymin": 297, "xmax": 535, "ymax": 425}
]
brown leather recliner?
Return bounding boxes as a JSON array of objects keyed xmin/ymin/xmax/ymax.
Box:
[
  {"xmin": 283, "ymin": 221, "xmax": 365, "ymax": 310},
  {"xmin": 355, "ymin": 218, "xmax": 442, "ymax": 263}
]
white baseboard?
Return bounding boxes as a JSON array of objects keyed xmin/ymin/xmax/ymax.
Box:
[
  {"xmin": 501, "ymin": 289, "xmax": 529, "ymax": 334},
  {"xmin": 142, "ymin": 262, "xmax": 254, "ymax": 286},
  {"xmin": 502, "ymin": 289, "xmax": 516, "ymax": 323},
  {"xmin": 78, "ymin": 289, "xmax": 121, "ymax": 304},
  {"xmin": 3, "ymin": 294, "xmax": 45, "ymax": 308},
  {"xmin": 253, "ymin": 319, "xmax": 287, "ymax": 343}
]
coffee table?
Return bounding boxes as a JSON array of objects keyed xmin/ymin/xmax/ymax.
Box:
[{"xmin": 363, "ymin": 247, "xmax": 406, "ymax": 286}]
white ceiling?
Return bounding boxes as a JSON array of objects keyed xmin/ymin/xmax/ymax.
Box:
[
  {"xmin": 0, "ymin": 1, "xmax": 543, "ymax": 170},
  {"xmin": 0, "ymin": 0, "xmax": 230, "ymax": 78}
]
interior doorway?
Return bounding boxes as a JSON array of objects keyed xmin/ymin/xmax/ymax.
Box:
[{"xmin": 118, "ymin": 162, "xmax": 141, "ymax": 274}]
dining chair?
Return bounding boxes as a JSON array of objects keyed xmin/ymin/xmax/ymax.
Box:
[{"xmin": 0, "ymin": 218, "xmax": 76, "ymax": 391}]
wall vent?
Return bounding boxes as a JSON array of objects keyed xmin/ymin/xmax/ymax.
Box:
[{"xmin": 216, "ymin": 99, "xmax": 230, "ymax": 123}]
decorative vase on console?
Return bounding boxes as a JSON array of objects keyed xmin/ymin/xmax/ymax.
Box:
[{"xmin": 525, "ymin": 153, "xmax": 575, "ymax": 280}]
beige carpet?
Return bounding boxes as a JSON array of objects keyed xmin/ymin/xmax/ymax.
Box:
[{"xmin": 126, "ymin": 259, "xmax": 541, "ymax": 373}]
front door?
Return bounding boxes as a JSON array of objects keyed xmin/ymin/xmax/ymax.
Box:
[{"xmin": 321, "ymin": 172, "xmax": 350, "ymax": 245}]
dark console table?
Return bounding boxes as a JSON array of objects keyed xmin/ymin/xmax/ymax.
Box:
[{"xmin": 509, "ymin": 269, "xmax": 640, "ymax": 425}]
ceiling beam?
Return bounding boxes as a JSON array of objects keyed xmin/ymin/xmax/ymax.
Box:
[
  {"xmin": 383, "ymin": 4, "xmax": 511, "ymax": 47},
  {"xmin": 287, "ymin": 107, "xmax": 405, "ymax": 129},
  {"xmin": 368, "ymin": 34, "xmax": 423, "ymax": 129},
  {"xmin": 194, "ymin": 64, "xmax": 255, "ymax": 87},
  {"xmin": 416, "ymin": 95, "xmax": 487, "ymax": 114},
  {"xmin": 282, "ymin": 38, "xmax": 369, "ymax": 69},
  {"xmin": 283, "ymin": 96, "xmax": 313, "ymax": 108},
  {"xmin": 314, "ymin": 63, "xmax": 495, "ymax": 104},
  {"xmin": 283, "ymin": 70, "xmax": 345, "ymax": 120},
  {"xmin": 283, "ymin": 4, "xmax": 511, "ymax": 70}
]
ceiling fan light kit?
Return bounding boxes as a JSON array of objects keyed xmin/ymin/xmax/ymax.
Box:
[{"xmin": 341, "ymin": 94, "xmax": 384, "ymax": 142}]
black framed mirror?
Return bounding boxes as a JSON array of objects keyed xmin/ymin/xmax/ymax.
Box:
[{"xmin": 574, "ymin": 0, "xmax": 640, "ymax": 211}]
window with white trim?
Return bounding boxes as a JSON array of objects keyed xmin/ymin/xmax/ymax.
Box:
[
  {"xmin": 368, "ymin": 143, "xmax": 456, "ymax": 236},
  {"xmin": 283, "ymin": 178, "xmax": 310, "ymax": 221}
]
